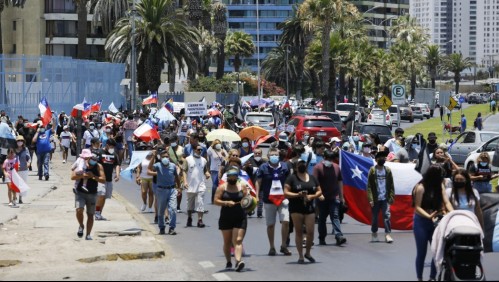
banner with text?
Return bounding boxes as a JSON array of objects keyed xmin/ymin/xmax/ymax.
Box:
[{"xmin": 186, "ymin": 102, "xmax": 207, "ymax": 116}]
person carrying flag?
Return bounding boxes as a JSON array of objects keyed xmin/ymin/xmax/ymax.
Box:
[{"xmin": 4, "ymin": 148, "xmax": 19, "ymax": 207}]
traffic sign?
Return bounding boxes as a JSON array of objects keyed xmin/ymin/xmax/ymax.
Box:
[
  {"xmin": 448, "ymin": 97, "xmax": 458, "ymax": 111},
  {"xmin": 377, "ymin": 95, "xmax": 393, "ymax": 112},
  {"xmin": 392, "ymin": 85, "xmax": 406, "ymax": 105}
]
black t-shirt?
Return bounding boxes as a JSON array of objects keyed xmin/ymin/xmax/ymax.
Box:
[
  {"xmin": 95, "ymin": 148, "xmax": 120, "ymax": 182},
  {"xmin": 470, "ymin": 163, "xmax": 492, "ymax": 182},
  {"xmin": 285, "ymin": 174, "xmax": 319, "ymax": 214},
  {"xmin": 76, "ymin": 164, "xmax": 100, "ymax": 194}
]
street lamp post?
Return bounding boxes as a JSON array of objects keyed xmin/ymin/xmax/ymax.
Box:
[
  {"xmin": 256, "ymin": 0, "xmax": 262, "ymax": 106},
  {"xmin": 285, "ymin": 44, "xmax": 290, "ymax": 99},
  {"xmin": 130, "ymin": 0, "xmax": 137, "ymax": 112}
]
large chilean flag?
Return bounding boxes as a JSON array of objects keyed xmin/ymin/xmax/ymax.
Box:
[
  {"xmin": 340, "ymin": 151, "xmax": 422, "ymax": 230},
  {"xmin": 38, "ymin": 97, "xmax": 52, "ymax": 127}
]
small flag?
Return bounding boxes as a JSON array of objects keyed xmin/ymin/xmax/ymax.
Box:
[
  {"xmin": 11, "ymin": 169, "xmax": 30, "ymax": 195},
  {"xmin": 142, "ymin": 93, "xmax": 158, "ymax": 105},
  {"xmin": 108, "ymin": 102, "xmax": 119, "ymax": 113},
  {"xmin": 38, "ymin": 97, "xmax": 52, "ymax": 127},
  {"xmin": 133, "ymin": 122, "xmax": 160, "ymax": 142},
  {"xmin": 219, "ymin": 170, "xmax": 257, "ymax": 197},
  {"xmin": 90, "ymin": 100, "xmax": 102, "ymax": 113}
]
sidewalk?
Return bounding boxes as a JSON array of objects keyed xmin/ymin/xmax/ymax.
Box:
[{"xmin": 0, "ymin": 153, "xmax": 199, "ymax": 280}]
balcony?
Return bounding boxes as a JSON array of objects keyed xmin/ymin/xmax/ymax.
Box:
[{"xmin": 45, "ymin": 8, "xmax": 77, "ymax": 13}]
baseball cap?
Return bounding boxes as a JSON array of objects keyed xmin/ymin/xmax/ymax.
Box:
[
  {"xmin": 329, "ymin": 137, "xmax": 341, "ymax": 143},
  {"xmin": 279, "ymin": 132, "xmax": 288, "ymax": 142}
]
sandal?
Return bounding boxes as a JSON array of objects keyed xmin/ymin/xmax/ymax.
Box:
[
  {"xmin": 304, "ymin": 254, "xmax": 316, "ymax": 263},
  {"xmin": 297, "ymin": 258, "xmax": 305, "ymax": 264},
  {"xmin": 280, "ymin": 246, "xmax": 292, "ymax": 256}
]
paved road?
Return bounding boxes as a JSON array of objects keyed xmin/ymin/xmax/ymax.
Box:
[
  {"xmin": 116, "ymin": 173, "xmax": 499, "ymax": 281},
  {"xmin": 483, "ymin": 112, "xmax": 499, "ymax": 132}
]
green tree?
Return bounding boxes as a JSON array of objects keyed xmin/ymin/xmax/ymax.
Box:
[
  {"xmin": 426, "ymin": 44, "xmax": 441, "ymax": 89},
  {"xmin": 225, "ymin": 31, "xmax": 255, "ymax": 73},
  {"xmin": 0, "ymin": 0, "xmax": 25, "ymax": 54},
  {"xmin": 106, "ymin": 0, "xmax": 198, "ymax": 93},
  {"xmin": 213, "ymin": 2, "xmax": 228, "ymax": 80},
  {"xmin": 75, "ymin": 0, "xmax": 90, "ymax": 59},
  {"xmin": 443, "ymin": 53, "xmax": 473, "ymax": 95},
  {"xmin": 261, "ymin": 45, "xmax": 299, "ymax": 92},
  {"xmin": 90, "ymin": 0, "xmax": 129, "ymax": 35}
]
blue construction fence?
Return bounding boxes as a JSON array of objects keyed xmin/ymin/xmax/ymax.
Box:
[{"xmin": 0, "ymin": 55, "xmax": 126, "ymax": 120}]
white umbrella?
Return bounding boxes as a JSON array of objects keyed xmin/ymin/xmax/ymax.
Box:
[{"xmin": 206, "ymin": 129, "xmax": 241, "ymax": 142}]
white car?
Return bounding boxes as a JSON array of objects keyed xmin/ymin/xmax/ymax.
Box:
[
  {"xmin": 415, "ymin": 103, "xmax": 431, "ymax": 119},
  {"xmin": 464, "ymin": 136, "xmax": 499, "ymax": 171},
  {"xmin": 367, "ymin": 108, "xmax": 392, "ymax": 129},
  {"xmin": 244, "ymin": 112, "xmax": 275, "ymax": 131},
  {"xmin": 336, "ymin": 103, "xmax": 360, "ymax": 122}
]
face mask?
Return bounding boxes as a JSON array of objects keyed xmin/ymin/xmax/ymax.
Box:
[
  {"xmin": 199, "ymin": 137, "xmax": 205, "ymax": 141},
  {"xmin": 162, "ymin": 158, "xmax": 170, "ymax": 166},
  {"xmin": 108, "ymin": 148, "xmax": 115, "ymax": 154},
  {"xmin": 215, "ymin": 144, "xmax": 222, "ymax": 150},
  {"xmin": 24, "ymin": 123, "xmax": 28, "ymax": 127},
  {"xmin": 106, "ymin": 129, "xmax": 111, "ymax": 133},
  {"xmin": 227, "ymin": 179, "xmax": 238, "ymax": 185},
  {"xmin": 480, "ymin": 162, "xmax": 489, "ymax": 167},
  {"xmin": 171, "ymin": 142, "xmax": 177, "ymax": 147},
  {"xmin": 323, "ymin": 160, "xmax": 332, "ymax": 167},
  {"xmin": 429, "ymin": 139, "xmax": 436, "ymax": 145},
  {"xmin": 304, "ymin": 135, "xmax": 309, "ymax": 141},
  {"xmin": 453, "ymin": 181, "xmax": 466, "ymax": 189},
  {"xmin": 353, "ymin": 136, "xmax": 360, "ymax": 142},
  {"xmin": 17, "ymin": 141, "xmax": 23, "ymax": 147},
  {"xmin": 40, "ymin": 129, "xmax": 46, "ymax": 133},
  {"xmin": 297, "ymin": 164, "xmax": 307, "ymax": 173},
  {"xmin": 254, "ymin": 156, "xmax": 262, "ymax": 162},
  {"xmin": 194, "ymin": 153, "xmax": 201, "ymax": 158},
  {"xmin": 377, "ymin": 159, "xmax": 386, "ymax": 166},
  {"xmin": 363, "ymin": 148, "xmax": 371, "ymax": 153},
  {"xmin": 242, "ymin": 142, "xmax": 249, "ymax": 148},
  {"xmin": 90, "ymin": 126, "xmax": 95, "ymax": 130},
  {"xmin": 89, "ymin": 160, "xmax": 97, "ymax": 166},
  {"xmin": 412, "ymin": 144, "xmax": 420, "ymax": 150},
  {"xmin": 269, "ymin": 155, "xmax": 280, "ymax": 164}
]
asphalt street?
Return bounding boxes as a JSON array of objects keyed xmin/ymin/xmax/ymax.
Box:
[{"xmin": 116, "ymin": 173, "xmax": 499, "ymax": 281}]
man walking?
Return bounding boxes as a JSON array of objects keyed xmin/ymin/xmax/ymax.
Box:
[
  {"xmin": 184, "ymin": 145, "xmax": 210, "ymax": 228},
  {"xmin": 71, "ymin": 150, "xmax": 105, "ymax": 240},
  {"xmin": 94, "ymin": 139, "xmax": 121, "ymax": 221},
  {"xmin": 256, "ymin": 148, "xmax": 292, "ymax": 256},
  {"xmin": 32, "ymin": 124, "xmax": 53, "ymax": 181},
  {"xmin": 244, "ymin": 147, "xmax": 266, "ymax": 218}
]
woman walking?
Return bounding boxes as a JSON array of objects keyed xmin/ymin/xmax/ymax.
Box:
[
  {"xmin": 136, "ymin": 152, "xmax": 155, "ymax": 213},
  {"xmin": 447, "ymin": 169, "xmax": 484, "ymax": 228},
  {"xmin": 207, "ymin": 139, "xmax": 227, "ymax": 203},
  {"xmin": 214, "ymin": 166, "xmax": 250, "ymax": 272},
  {"xmin": 469, "ymin": 152, "xmax": 499, "ymax": 193},
  {"xmin": 15, "ymin": 136, "xmax": 31, "ymax": 204},
  {"xmin": 412, "ymin": 165, "xmax": 454, "ymax": 281},
  {"xmin": 284, "ymin": 158, "xmax": 322, "ymax": 264}
]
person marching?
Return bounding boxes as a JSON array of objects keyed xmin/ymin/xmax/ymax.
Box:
[
  {"xmin": 94, "ymin": 139, "xmax": 121, "ymax": 221},
  {"xmin": 184, "ymin": 145, "xmax": 211, "ymax": 228}
]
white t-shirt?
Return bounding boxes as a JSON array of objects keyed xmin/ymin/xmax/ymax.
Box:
[
  {"xmin": 384, "ymin": 139, "xmax": 398, "ymax": 153},
  {"xmin": 446, "ymin": 188, "xmax": 480, "ymax": 212},
  {"xmin": 140, "ymin": 159, "xmax": 153, "ymax": 179},
  {"xmin": 83, "ymin": 129, "xmax": 100, "ymax": 145},
  {"xmin": 60, "ymin": 131, "xmax": 72, "ymax": 148},
  {"xmin": 207, "ymin": 147, "xmax": 226, "ymax": 172},
  {"xmin": 185, "ymin": 155, "xmax": 207, "ymax": 193},
  {"xmin": 376, "ymin": 168, "xmax": 387, "ymax": 201}
]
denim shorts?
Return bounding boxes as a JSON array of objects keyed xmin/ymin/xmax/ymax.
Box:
[
  {"xmin": 98, "ymin": 182, "xmax": 113, "ymax": 199},
  {"xmin": 75, "ymin": 192, "xmax": 97, "ymax": 214}
]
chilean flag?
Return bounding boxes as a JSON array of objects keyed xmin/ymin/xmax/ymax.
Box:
[
  {"xmin": 133, "ymin": 120, "xmax": 160, "ymax": 142},
  {"xmin": 91, "ymin": 100, "xmax": 102, "ymax": 113},
  {"xmin": 340, "ymin": 151, "xmax": 422, "ymax": 230},
  {"xmin": 71, "ymin": 98, "xmax": 91, "ymax": 118},
  {"xmin": 38, "ymin": 97, "xmax": 52, "ymax": 127},
  {"xmin": 281, "ymin": 100, "xmax": 291, "ymax": 110},
  {"xmin": 11, "ymin": 169, "xmax": 30, "ymax": 195},
  {"xmin": 142, "ymin": 93, "xmax": 158, "ymax": 105}
]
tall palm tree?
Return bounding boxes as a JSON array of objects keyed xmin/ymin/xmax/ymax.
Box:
[
  {"xmin": 426, "ymin": 44, "xmax": 441, "ymax": 89},
  {"xmin": 279, "ymin": 7, "xmax": 314, "ymax": 100},
  {"xmin": 106, "ymin": 0, "xmax": 198, "ymax": 93},
  {"xmin": 261, "ymin": 46, "xmax": 299, "ymax": 91},
  {"xmin": 225, "ymin": 31, "xmax": 255, "ymax": 73},
  {"xmin": 213, "ymin": 2, "xmax": 227, "ymax": 79},
  {"xmin": 443, "ymin": 53, "xmax": 473, "ymax": 95},
  {"xmin": 299, "ymin": 0, "xmax": 359, "ymax": 111},
  {"xmin": 198, "ymin": 28, "xmax": 219, "ymax": 77},
  {"xmin": 75, "ymin": 0, "xmax": 90, "ymax": 59},
  {"xmin": 90, "ymin": 0, "xmax": 129, "ymax": 35},
  {"xmin": 0, "ymin": 0, "xmax": 26, "ymax": 54}
]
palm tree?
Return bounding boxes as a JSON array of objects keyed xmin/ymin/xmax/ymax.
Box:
[
  {"xmin": 299, "ymin": 0, "xmax": 359, "ymax": 111},
  {"xmin": 201, "ymin": 0, "xmax": 212, "ymax": 31},
  {"xmin": 75, "ymin": 0, "xmax": 90, "ymax": 59},
  {"xmin": 213, "ymin": 2, "xmax": 227, "ymax": 79},
  {"xmin": 261, "ymin": 46, "xmax": 299, "ymax": 91},
  {"xmin": 106, "ymin": 0, "xmax": 198, "ymax": 93},
  {"xmin": 225, "ymin": 31, "xmax": 255, "ymax": 73},
  {"xmin": 443, "ymin": 53, "xmax": 473, "ymax": 95},
  {"xmin": 90, "ymin": 0, "xmax": 129, "ymax": 35},
  {"xmin": 279, "ymin": 7, "xmax": 314, "ymax": 100},
  {"xmin": 426, "ymin": 45, "xmax": 441, "ymax": 89},
  {"xmin": 198, "ymin": 28, "xmax": 219, "ymax": 77},
  {"xmin": 0, "ymin": 0, "xmax": 26, "ymax": 54}
]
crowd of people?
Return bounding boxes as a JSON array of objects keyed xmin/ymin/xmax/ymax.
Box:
[{"xmin": 1, "ymin": 103, "xmax": 496, "ymax": 279}]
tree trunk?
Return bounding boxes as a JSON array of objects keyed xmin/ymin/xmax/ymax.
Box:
[
  {"xmin": 339, "ymin": 68, "xmax": 346, "ymax": 103},
  {"xmin": 168, "ymin": 62, "xmax": 176, "ymax": 93},
  {"xmin": 321, "ymin": 24, "xmax": 332, "ymax": 111},
  {"xmin": 455, "ymin": 74, "xmax": 460, "ymax": 95},
  {"xmin": 411, "ymin": 71, "xmax": 417, "ymax": 101},
  {"xmin": 310, "ymin": 69, "xmax": 319, "ymax": 97},
  {"xmin": 374, "ymin": 75, "xmax": 381, "ymax": 95},
  {"xmin": 431, "ymin": 69, "xmax": 436, "ymax": 89},
  {"xmin": 216, "ymin": 42, "xmax": 225, "ymax": 80},
  {"xmin": 77, "ymin": 0, "xmax": 88, "ymax": 59},
  {"xmin": 329, "ymin": 60, "xmax": 336, "ymax": 110},
  {"xmin": 234, "ymin": 54, "xmax": 241, "ymax": 73},
  {"xmin": 347, "ymin": 77, "xmax": 354, "ymax": 102},
  {"xmin": 137, "ymin": 55, "xmax": 148, "ymax": 95},
  {"xmin": 295, "ymin": 49, "xmax": 305, "ymax": 101},
  {"xmin": 146, "ymin": 44, "xmax": 163, "ymax": 93}
]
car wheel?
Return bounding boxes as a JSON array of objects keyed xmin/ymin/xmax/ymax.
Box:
[{"xmin": 410, "ymin": 118, "xmax": 414, "ymax": 123}]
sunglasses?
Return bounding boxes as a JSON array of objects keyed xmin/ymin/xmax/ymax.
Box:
[{"xmin": 195, "ymin": 148, "xmax": 202, "ymax": 152}]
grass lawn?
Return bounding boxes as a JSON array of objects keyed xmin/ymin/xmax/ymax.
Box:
[{"xmin": 404, "ymin": 104, "xmax": 491, "ymax": 139}]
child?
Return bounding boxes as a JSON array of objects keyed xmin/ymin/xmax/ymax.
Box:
[
  {"xmin": 3, "ymin": 148, "xmax": 18, "ymax": 207},
  {"xmin": 71, "ymin": 149, "xmax": 93, "ymax": 192}
]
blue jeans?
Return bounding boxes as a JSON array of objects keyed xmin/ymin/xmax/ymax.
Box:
[
  {"xmin": 127, "ymin": 141, "xmax": 134, "ymax": 160},
  {"xmin": 156, "ymin": 187, "xmax": 177, "ymax": 230},
  {"xmin": 474, "ymin": 181, "xmax": 492, "ymax": 193},
  {"xmin": 371, "ymin": 200, "xmax": 391, "ymax": 234},
  {"xmin": 318, "ymin": 198, "xmax": 343, "ymax": 240},
  {"xmin": 210, "ymin": 171, "xmax": 219, "ymax": 204},
  {"xmin": 36, "ymin": 151, "xmax": 50, "ymax": 177},
  {"xmin": 413, "ymin": 213, "xmax": 437, "ymax": 280}
]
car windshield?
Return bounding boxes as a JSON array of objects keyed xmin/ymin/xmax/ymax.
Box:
[
  {"xmin": 480, "ymin": 133, "xmax": 499, "ymax": 143},
  {"xmin": 246, "ymin": 115, "xmax": 273, "ymax": 123},
  {"xmin": 304, "ymin": 120, "xmax": 335, "ymax": 128},
  {"xmin": 313, "ymin": 112, "xmax": 341, "ymax": 122},
  {"xmin": 388, "ymin": 107, "xmax": 398, "ymax": 113},
  {"xmin": 360, "ymin": 125, "xmax": 392, "ymax": 136},
  {"xmin": 371, "ymin": 110, "xmax": 385, "ymax": 115},
  {"xmin": 337, "ymin": 104, "xmax": 356, "ymax": 112},
  {"xmin": 411, "ymin": 107, "xmax": 421, "ymax": 112},
  {"xmin": 295, "ymin": 109, "xmax": 315, "ymax": 115}
]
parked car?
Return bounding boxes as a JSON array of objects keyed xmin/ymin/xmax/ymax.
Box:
[
  {"xmin": 287, "ymin": 116, "xmax": 341, "ymax": 142},
  {"xmin": 388, "ymin": 105, "xmax": 401, "ymax": 127},
  {"xmin": 244, "ymin": 112, "xmax": 275, "ymax": 131},
  {"xmin": 355, "ymin": 123, "xmax": 393, "ymax": 145},
  {"xmin": 464, "ymin": 136, "xmax": 499, "ymax": 172},
  {"xmin": 411, "ymin": 106, "xmax": 424, "ymax": 121},
  {"xmin": 415, "ymin": 103, "xmax": 431, "ymax": 119},
  {"xmin": 367, "ymin": 108, "xmax": 392, "ymax": 129},
  {"xmin": 293, "ymin": 108, "xmax": 315, "ymax": 117},
  {"xmin": 448, "ymin": 131, "xmax": 499, "ymax": 164},
  {"xmin": 336, "ymin": 103, "xmax": 360, "ymax": 122},
  {"xmin": 312, "ymin": 111, "xmax": 343, "ymax": 133},
  {"xmin": 399, "ymin": 106, "xmax": 414, "ymax": 123},
  {"xmin": 467, "ymin": 95, "xmax": 482, "ymax": 104}
]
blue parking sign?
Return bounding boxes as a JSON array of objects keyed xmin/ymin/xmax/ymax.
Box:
[{"xmin": 459, "ymin": 97, "xmax": 465, "ymax": 104}]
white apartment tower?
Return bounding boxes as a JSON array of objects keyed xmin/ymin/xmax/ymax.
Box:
[{"xmin": 476, "ymin": 0, "xmax": 499, "ymax": 69}]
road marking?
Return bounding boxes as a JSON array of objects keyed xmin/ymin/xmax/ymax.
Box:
[
  {"xmin": 199, "ymin": 261, "xmax": 215, "ymax": 269},
  {"xmin": 212, "ymin": 273, "xmax": 232, "ymax": 281}
]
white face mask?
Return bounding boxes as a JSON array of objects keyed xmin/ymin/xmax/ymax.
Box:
[
  {"xmin": 17, "ymin": 141, "xmax": 24, "ymax": 147},
  {"xmin": 106, "ymin": 129, "xmax": 112, "ymax": 133},
  {"xmin": 254, "ymin": 156, "xmax": 262, "ymax": 162},
  {"xmin": 215, "ymin": 144, "xmax": 222, "ymax": 150},
  {"xmin": 171, "ymin": 142, "xmax": 177, "ymax": 147},
  {"xmin": 108, "ymin": 148, "xmax": 115, "ymax": 154},
  {"xmin": 363, "ymin": 148, "xmax": 371, "ymax": 154}
]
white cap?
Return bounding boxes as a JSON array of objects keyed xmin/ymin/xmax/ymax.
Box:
[{"xmin": 329, "ymin": 137, "xmax": 341, "ymax": 143}]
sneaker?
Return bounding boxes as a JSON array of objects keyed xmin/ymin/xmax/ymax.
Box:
[
  {"xmin": 8, "ymin": 202, "xmax": 13, "ymax": 206},
  {"xmin": 197, "ymin": 220, "xmax": 205, "ymax": 228},
  {"xmin": 140, "ymin": 204, "xmax": 147, "ymax": 212},
  {"xmin": 176, "ymin": 209, "xmax": 182, "ymax": 213},
  {"xmin": 95, "ymin": 213, "xmax": 107, "ymax": 221},
  {"xmin": 147, "ymin": 207, "xmax": 154, "ymax": 213},
  {"xmin": 18, "ymin": 198, "xmax": 23, "ymax": 204},
  {"xmin": 371, "ymin": 233, "xmax": 379, "ymax": 242},
  {"xmin": 235, "ymin": 261, "xmax": 245, "ymax": 272},
  {"xmin": 336, "ymin": 236, "xmax": 347, "ymax": 246},
  {"xmin": 280, "ymin": 246, "xmax": 292, "ymax": 256},
  {"xmin": 154, "ymin": 216, "xmax": 158, "ymax": 224},
  {"xmin": 165, "ymin": 217, "xmax": 170, "ymax": 225},
  {"xmin": 45, "ymin": 175, "xmax": 49, "ymax": 181},
  {"xmin": 85, "ymin": 235, "xmax": 93, "ymax": 241},
  {"xmin": 186, "ymin": 217, "xmax": 193, "ymax": 227},
  {"xmin": 304, "ymin": 254, "xmax": 316, "ymax": 263},
  {"xmin": 168, "ymin": 228, "xmax": 177, "ymax": 235},
  {"xmin": 268, "ymin": 247, "xmax": 277, "ymax": 256},
  {"xmin": 319, "ymin": 240, "xmax": 327, "ymax": 246},
  {"xmin": 77, "ymin": 226, "xmax": 84, "ymax": 238},
  {"xmin": 63, "ymin": 160, "xmax": 66, "ymax": 164},
  {"xmin": 159, "ymin": 228, "xmax": 166, "ymax": 235},
  {"xmin": 38, "ymin": 176, "xmax": 42, "ymax": 181},
  {"xmin": 225, "ymin": 262, "xmax": 233, "ymax": 269},
  {"xmin": 385, "ymin": 234, "xmax": 394, "ymax": 244}
]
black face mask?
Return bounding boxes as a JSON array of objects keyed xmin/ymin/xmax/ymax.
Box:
[
  {"xmin": 428, "ymin": 139, "xmax": 436, "ymax": 145},
  {"xmin": 377, "ymin": 160, "xmax": 386, "ymax": 166},
  {"xmin": 453, "ymin": 181, "xmax": 466, "ymax": 189},
  {"xmin": 297, "ymin": 165, "xmax": 307, "ymax": 173},
  {"xmin": 227, "ymin": 179, "xmax": 237, "ymax": 185}
]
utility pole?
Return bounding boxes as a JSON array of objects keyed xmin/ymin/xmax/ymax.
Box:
[
  {"xmin": 285, "ymin": 45, "xmax": 289, "ymax": 99},
  {"xmin": 130, "ymin": 0, "xmax": 137, "ymax": 112}
]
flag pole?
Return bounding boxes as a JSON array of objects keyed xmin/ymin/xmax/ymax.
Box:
[{"xmin": 76, "ymin": 110, "xmax": 82, "ymax": 156}]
